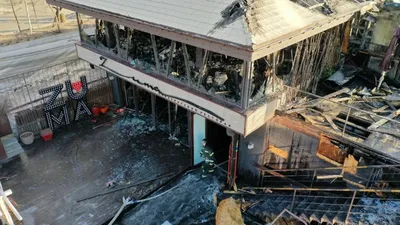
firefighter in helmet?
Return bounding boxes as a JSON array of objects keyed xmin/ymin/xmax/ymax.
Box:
[{"xmin": 200, "ymin": 139, "xmax": 216, "ymax": 178}]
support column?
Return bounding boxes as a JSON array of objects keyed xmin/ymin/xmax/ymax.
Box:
[
  {"xmin": 108, "ymin": 72, "xmax": 122, "ymax": 106},
  {"xmin": 227, "ymin": 132, "xmax": 239, "ymax": 189},
  {"xmin": 241, "ymin": 61, "xmax": 253, "ymax": 109},
  {"xmin": 168, "ymin": 102, "xmax": 172, "ymax": 136},
  {"xmin": 151, "ymin": 94, "xmax": 156, "ymax": 128},
  {"xmin": 132, "ymin": 85, "xmax": 139, "ymax": 113},
  {"xmin": 187, "ymin": 111, "xmax": 193, "ymax": 150}
]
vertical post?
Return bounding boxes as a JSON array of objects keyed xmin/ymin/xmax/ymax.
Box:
[
  {"xmin": 76, "ymin": 13, "xmax": 83, "ymax": 41},
  {"xmin": 166, "ymin": 41, "xmax": 176, "ymax": 77},
  {"xmin": 95, "ymin": 19, "xmax": 99, "ymax": 47},
  {"xmin": 197, "ymin": 50, "xmax": 209, "ymax": 88},
  {"xmin": 126, "ymin": 27, "xmax": 132, "ymax": 60},
  {"xmin": 150, "ymin": 34, "xmax": 161, "ymax": 72},
  {"xmin": 241, "ymin": 61, "xmax": 253, "ymax": 109},
  {"xmin": 55, "ymin": 7, "xmax": 61, "ymax": 32},
  {"xmin": 132, "ymin": 85, "xmax": 139, "ymax": 113},
  {"xmin": 182, "ymin": 44, "xmax": 191, "ymax": 86},
  {"xmin": 342, "ymin": 108, "xmax": 351, "ymax": 137},
  {"xmin": 10, "ymin": 0, "xmax": 21, "ymax": 32},
  {"xmin": 30, "ymin": 0, "xmax": 39, "ymax": 29},
  {"xmin": 113, "ymin": 24, "xmax": 121, "ymax": 56},
  {"xmin": 23, "ymin": 0, "xmax": 32, "ymax": 34},
  {"xmin": 168, "ymin": 102, "xmax": 172, "ymax": 136},
  {"xmin": 22, "ymin": 73, "xmax": 33, "ymax": 108},
  {"xmin": 345, "ymin": 191, "xmax": 357, "ymax": 224},
  {"xmin": 187, "ymin": 111, "xmax": 193, "ymax": 151},
  {"xmin": 310, "ymin": 169, "xmax": 317, "ymax": 188},
  {"xmin": 151, "ymin": 94, "xmax": 156, "ymax": 128},
  {"xmin": 290, "ymin": 190, "xmax": 297, "ymax": 211}
]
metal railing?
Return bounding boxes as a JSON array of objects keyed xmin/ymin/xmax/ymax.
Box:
[
  {"xmin": 236, "ymin": 186, "xmax": 400, "ymax": 225},
  {"xmin": 260, "ymin": 164, "xmax": 400, "ymax": 189},
  {"xmin": 0, "ymin": 59, "xmax": 107, "ymax": 112}
]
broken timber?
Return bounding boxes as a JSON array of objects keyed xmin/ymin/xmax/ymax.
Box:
[{"xmin": 368, "ymin": 109, "xmax": 400, "ymax": 130}]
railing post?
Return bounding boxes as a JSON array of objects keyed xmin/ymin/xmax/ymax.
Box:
[
  {"xmin": 342, "ymin": 108, "xmax": 351, "ymax": 137},
  {"xmin": 310, "ymin": 169, "xmax": 317, "ymax": 188},
  {"xmin": 345, "ymin": 191, "xmax": 357, "ymax": 224},
  {"xmin": 290, "ymin": 190, "xmax": 297, "ymax": 211}
]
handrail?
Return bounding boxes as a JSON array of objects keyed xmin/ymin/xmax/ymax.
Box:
[
  {"xmin": 241, "ymin": 187, "xmax": 400, "ymax": 193},
  {"xmin": 260, "ymin": 164, "xmax": 400, "ymax": 172}
]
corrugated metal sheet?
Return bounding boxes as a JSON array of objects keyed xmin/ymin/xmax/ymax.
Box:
[{"xmin": 49, "ymin": 0, "xmax": 366, "ymax": 47}]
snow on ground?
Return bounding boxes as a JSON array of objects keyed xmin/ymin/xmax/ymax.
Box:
[
  {"xmin": 0, "ymin": 30, "xmax": 79, "ymax": 78},
  {"xmin": 1, "ymin": 113, "xmax": 191, "ymax": 224},
  {"xmin": 0, "ymin": 0, "xmax": 75, "ymax": 34}
]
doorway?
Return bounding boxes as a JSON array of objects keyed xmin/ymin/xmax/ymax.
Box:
[{"xmin": 206, "ymin": 120, "xmax": 231, "ymax": 163}]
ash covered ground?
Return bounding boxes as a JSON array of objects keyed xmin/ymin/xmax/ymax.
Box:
[
  {"xmin": 0, "ymin": 114, "xmax": 190, "ymax": 224},
  {"xmin": 118, "ymin": 170, "xmax": 224, "ymax": 225}
]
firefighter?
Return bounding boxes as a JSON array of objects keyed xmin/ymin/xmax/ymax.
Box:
[{"xmin": 200, "ymin": 139, "xmax": 216, "ymax": 178}]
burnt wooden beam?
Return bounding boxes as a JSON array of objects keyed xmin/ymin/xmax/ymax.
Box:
[
  {"xmin": 241, "ymin": 61, "xmax": 253, "ymax": 109},
  {"xmin": 113, "ymin": 23, "xmax": 121, "ymax": 56},
  {"xmin": 197, "ymin": 50, "xmax": 209, "ymax": 88},
  {"xmin": 166, "ymin": 41, "xmax": 176, "ymax": 77},
  {"xmin": 95, "ymin": 18, "xmax": 99, "ymax": 47},
  {"xmin": 150, "ymin": 34, "xmax": 161, "ymax": 72},
  {"xmin": 126, "ymin": 28, "xmax": 132, "ymax": 60},
  {"xmin": 182, "ymin": 44, "xmax": 191, "ymax": 86}
]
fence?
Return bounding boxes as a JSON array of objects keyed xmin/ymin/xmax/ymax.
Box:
[{"xmin": 0, "ymin": 59, "xmax": 113, "ymax": 136}]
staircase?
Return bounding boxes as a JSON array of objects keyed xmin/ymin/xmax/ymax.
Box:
[{"xmin": 246, "ymin": 193, "xmax": 400, "ymax": 225}]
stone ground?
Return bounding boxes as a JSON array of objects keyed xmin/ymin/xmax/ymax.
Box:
[{"xmin": 0, "ymin": 114, "xmax": 191, "ymax": 225}]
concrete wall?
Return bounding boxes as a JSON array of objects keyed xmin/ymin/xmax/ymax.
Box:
[{"xmin": 238, "ymin": 123, "xmax": 268, "ymax": 184}]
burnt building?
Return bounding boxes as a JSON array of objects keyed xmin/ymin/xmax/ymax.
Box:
[{"xmin": 45, "ymin": 0, "xmax": 378, "ymax": 185}]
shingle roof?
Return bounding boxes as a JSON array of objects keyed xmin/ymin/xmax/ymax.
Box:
[{"xmin": 48, "ymin": 0, "xmax": 370, "ymax": 48}]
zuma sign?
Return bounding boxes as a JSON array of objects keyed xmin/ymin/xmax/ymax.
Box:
[{"xmin": 39, "ymin": 76, "xmax": 91, "ymax": 130}]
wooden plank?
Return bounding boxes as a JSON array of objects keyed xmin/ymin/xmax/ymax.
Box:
[
  {"xmin": 299, "ymin": 113, "xmax": 318, "ymax": 125},
  {"xmin": 285, "ymin": 108, "xmax": 306, "ymax": 114},
  {"xmin": 368, "ymin": 109, "xmax": 400, "ymax": 130},
  {"xmin": 269, "ymin": 145, "xmax": 289, "ymax": 159},
  {"xmin": 331, "ymin": 97, "xmax": 352, "ymax": 103},
  {"xmin": 333, "ymin": 117, "xmax": 370, "ymax": 133},
  {"xmin": 316, "ymin": 153, "xmax": 342, "ymax": 167},
  {"xmin": 342, "ymin": 155, "xmax": 358, "ymax": 175},
  {"xmin": 372, "ymin": 105, "xmax": 389, "ymax": 113},
  {"xmin": 316, "ymin": 175, "xmax": 343, "ymax": 180},
  {"xmin": 322, "ymin": 114, "xmax": 341, "ymax": 132}
]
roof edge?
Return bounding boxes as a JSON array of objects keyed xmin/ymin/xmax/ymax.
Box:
[
  {"xmin": 250, "ymin": 2, "xmax": 375, "ymax": 60},
  {"xmin": 46, "ymin": 0, "xmax": 254, "ymax": 61}
]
